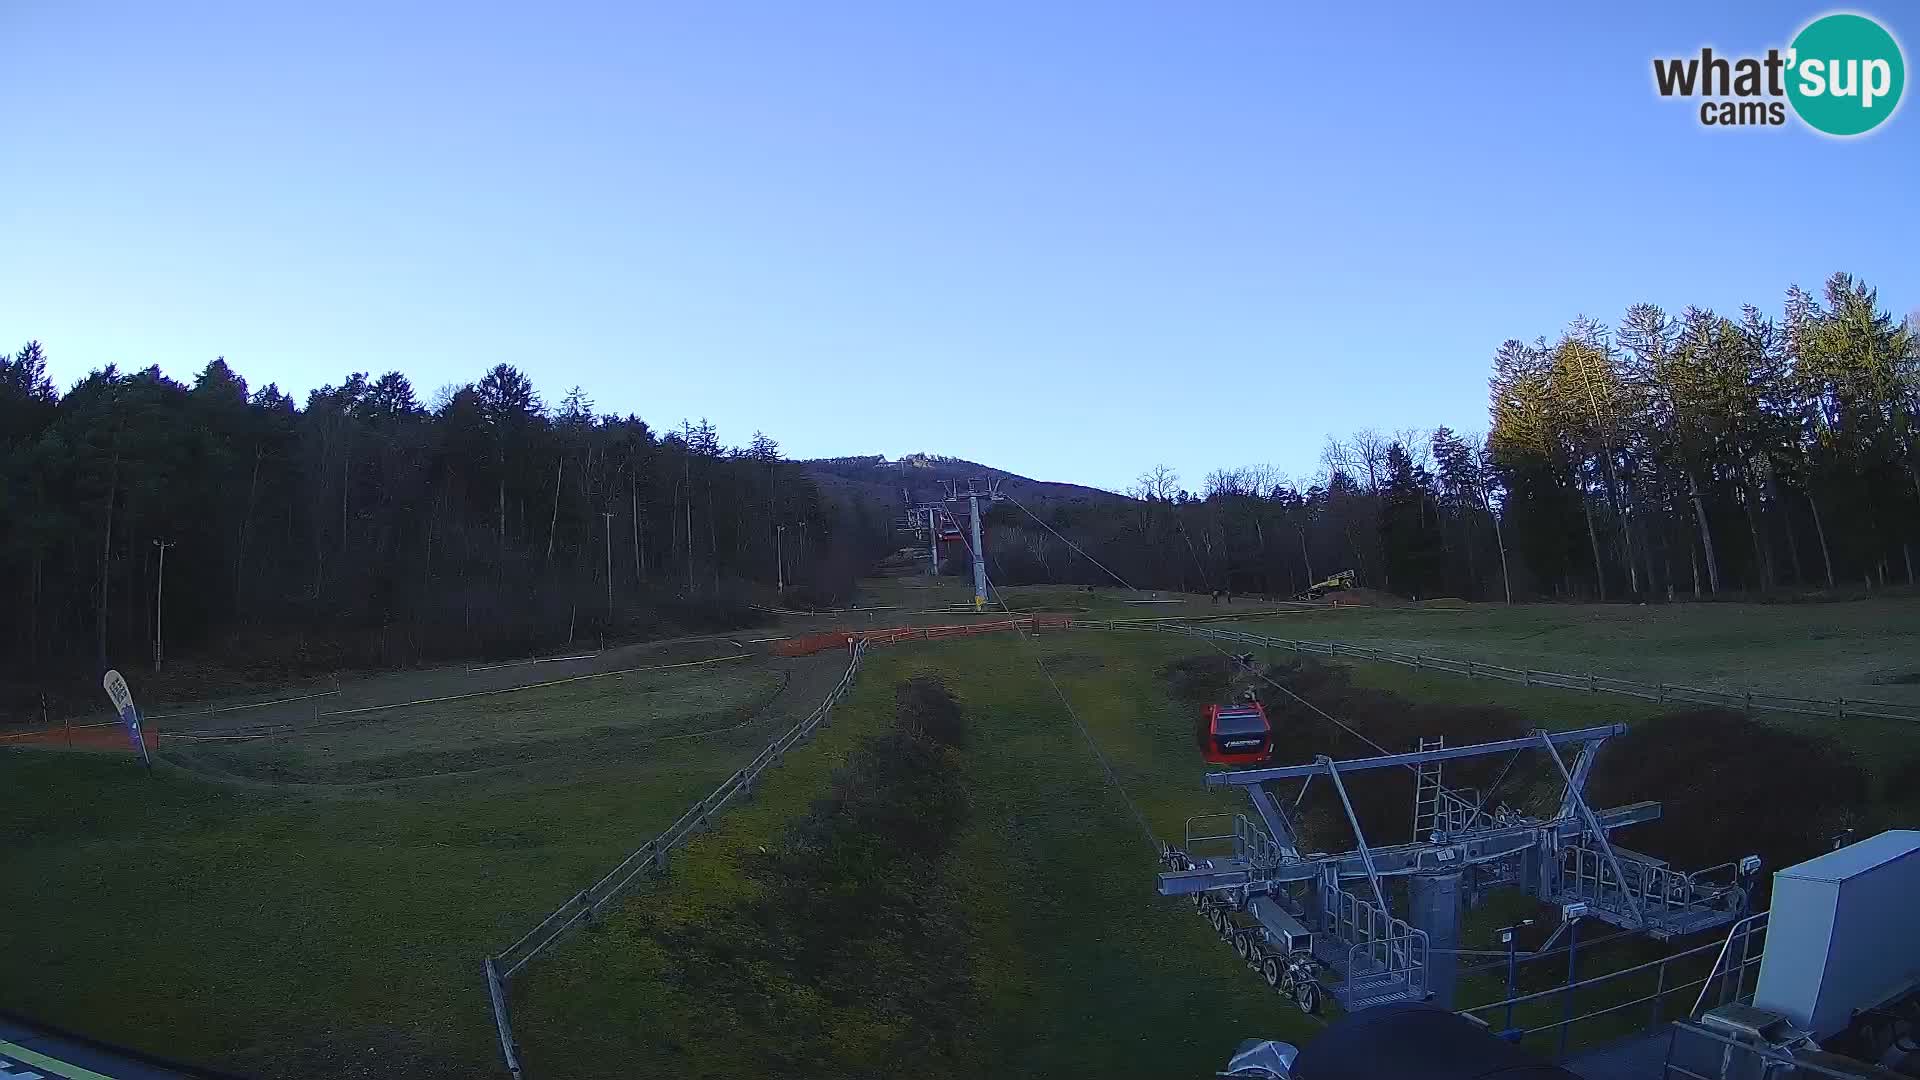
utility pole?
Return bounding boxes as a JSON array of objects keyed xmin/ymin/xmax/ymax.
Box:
[
  {"xmin": 928, "ymin": 508, "xmax": 940, "ymax": 574},
  {"xmin": 601, "ymin": 511, "xmax": 614, "ymax": 619},
  {"xmin": 945, "ymin": 479, "xmax": 1005, "ymax": 610},
  {"xmin": 776, "ymin": 524, "xmax": 787, "ymax": 595},
  {"xmin": 1497, "ymin": 918, "xmax": 1534, "ymax": 1035},
  {"xmin": 151, "ymin": 538, "xmax": 175, "ymax": 672},
  {"xmin": 679, "ymin": 465, "xmax": 694, "ymax": 592}
]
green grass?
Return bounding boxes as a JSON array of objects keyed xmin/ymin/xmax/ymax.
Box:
[
  {"xmin": 166, "ymin": 661, "xmax": 783, "ymax": 787},
  {"xmin": 848, "ymin": 576, "xmax": 1279, "ymax": 626},
  {"xmin": 0, "ymin": 657, "xmax": 837, "ymax": 1078},
  {"xmin": 121, "ymin": 637, "xmax": 747, "ymax": 734},
  {"xmin": 1332, "ymin": 657, "xmax": 1920, "ymax": 794},
  {"xmin": 1222, "ymin": 597, "xmax": 1920, "ymax": 708},
  {"xmin": 7, "ymin": 589, "xmax": 1918, "ymax": 1078},
  {"xmin": 513, "ymin": 636, "xmax": 1327, "ymax": 1079},
  {"xmin": 511, "ymin": 655, "xmax": 909, "ymax": 1078},
  {"xmin": 509, "ymin": 623, "xmax": 1843, "ymax": 1073}
]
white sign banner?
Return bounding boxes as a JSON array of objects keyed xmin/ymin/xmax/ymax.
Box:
[{"xmin": 101, "ymin": 669, "xmax": 150, "ymax": 768}]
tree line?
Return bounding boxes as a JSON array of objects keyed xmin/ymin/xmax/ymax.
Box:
[
  {"xmin": 976, "ymin": 273, "xmax": 1918, "ymax": 602},
  {"xmin": 0, "ymin": 351, "xmax": 886, "ymax": 704}
]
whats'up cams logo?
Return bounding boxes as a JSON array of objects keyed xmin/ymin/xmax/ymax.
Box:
[{"xmin": 1654, "ymin": 11, "xmax": 1905, "ymax": 135}]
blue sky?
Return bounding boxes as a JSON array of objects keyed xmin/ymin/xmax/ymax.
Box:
[{"xmin": 4, "ymin": 1, "xmax": 1915, "ymax": 493}]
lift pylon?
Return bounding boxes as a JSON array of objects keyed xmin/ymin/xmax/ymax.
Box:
[{"xmin": 943, "ymin": 478, "xmax": 1004, "ymax": 609}]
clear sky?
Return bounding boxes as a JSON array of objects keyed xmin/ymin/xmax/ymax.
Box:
[{"xmin": 4, "ymin": 1, "xmax": 1915, "ymax": 493}]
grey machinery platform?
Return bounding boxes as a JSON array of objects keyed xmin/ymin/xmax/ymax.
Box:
[{"xmin": 1157, "ymin": 725, "xmax": 1759, "ymax": 1012}]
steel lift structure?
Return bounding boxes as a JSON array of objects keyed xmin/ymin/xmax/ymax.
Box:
[
  {"xmin": 1157, "ymin": 724, "xmax": 1760, "ymax": 1013},
  {"xmin": 895, "ymin": 501, "xmax": 966, "ymax": 575}
]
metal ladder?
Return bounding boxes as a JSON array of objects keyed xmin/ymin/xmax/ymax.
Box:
[
  {"xmin": 1412, "ymin": 737, "xmax": 1480, "ymax": 841},
  {"xmin": 1412, "ymin": 737, "xmax": 1445, "ymax": 841}
]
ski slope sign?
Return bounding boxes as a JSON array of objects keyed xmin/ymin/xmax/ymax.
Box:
[{"xmin": 101, "ymin": 669, "xmax": 151, "ymax": 769}]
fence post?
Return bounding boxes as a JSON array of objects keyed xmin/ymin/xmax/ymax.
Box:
[
  {"xmin": 1656, "ymin": 683, "xmax": 1665, "ymax": 704},
  {"xmin": 1415, "ymin": 655, "xmax": 1423, "ymax": 670},
  {"xmin": 1744, "ymin": 690, "xmax": 1753, "ymax": 714},
  {"xmin": 1837, "ymin": 697, "xmax": 1845, "ymax": 720},
  {"xmin": 1467, "ymin": 660, "xmax": 1476, "ymax": 680},
  {"xmin": 1586, "ymin": 674, "xmax": 1595, "ymax": 694},
  {"xmin": 485, "ymin": 957, "xmax": 524, "ymax": 1080},
  {"xmin": 1524, "ymin": 670, "xmax": 1533, "ymax": 688}
]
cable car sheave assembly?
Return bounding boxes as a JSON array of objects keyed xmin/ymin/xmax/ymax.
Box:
[{"xmin": 1159, "ymin": 724, "xmax": 1761, "ymax": 1015}]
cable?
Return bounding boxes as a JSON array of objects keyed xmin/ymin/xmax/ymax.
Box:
[
  {"xmin": 963, "ymin": 500, "xmax": 1417, "ymax": 829},
  {"xmin": 1001, "ymin": 492, "xmax": 1141, "ymax": 594},
  {"xmin": 1174, "ymin": 518, "xmax": 1214, "ymax": 593},
  {"xmin": 950, "ymin": 520, "xmax": 1161, "ymax": 852},
  {"xmin": 958, "ymin": 503, "xmax": 1414, "ymax": 781},
  {"xmin": 1176, "ymin": 627, "xmax": 1416, "ymax": 772},
  {"xmin": 1461, "ymin": 748, "xmax": 1524, "ymax": 830}
]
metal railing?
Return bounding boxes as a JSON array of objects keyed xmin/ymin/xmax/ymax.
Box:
[
  {"xmin": 1077, "ymin": 620, "xmax": 1919, "ymax": 723},
  {"xmin": 483, "ymin": 641, "xmax": 868, "ymax": 1078},
  {"xmin": 1457, "ymin": 915, "xmax": 1769, "ymax": 1061},
  {"xmin": 1662, "ymin": 1016, "xmax": 1879, "ymax": 1080},
  {"xmin": 1321, "ymin": 878, "xmax": 1428, "ymax": 1006},
  {"xmin": 1184, "ymin": 813, "xmax": 1287, "ymax": 869},
  {"xmin": 1553, "ymin": 844, "xmax": 1746, "ymax": 937},
  {"xmin": 1690, "ymin": 912, "xmax": 1770, "ymax": 1019}
]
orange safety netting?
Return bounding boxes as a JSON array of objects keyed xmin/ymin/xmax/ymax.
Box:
[{"xmin": 0, "ymin": 722, "xmax": 159, "ymax": 752}]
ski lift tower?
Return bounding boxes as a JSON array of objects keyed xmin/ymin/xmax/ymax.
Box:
[
  {"xmin": 944, "ymin": 478, "xmax": 1005, "ymax": 609},
  {"xmin": 915, "ymin": 504, "xmax": 949, "ymax": 575}
]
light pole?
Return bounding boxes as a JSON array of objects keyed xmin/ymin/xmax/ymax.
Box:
[
  {"xmin": 677, "ymin": 469, "xmax": 694, "ymax": 591},
  {"xmin": 776, "ymin": 524, "xmax": 787, "ymax": 595},
  {"xmin": 1498, "ymin": 918, "xmax": 1535, "ymax": 1036},
  {"xmin": 926, "ymin": 507, "xmax": 940, "ymax": 575},
  {"xmin": 152, "ymin": 538, "xmax": 175, "ymax": 672},
  {"xmin": 601, "ymin": 511, "xmax": 615, "ymax": 620},
  {"xmin": 1558, "ymin": 903, "xmax": 1587, "ymax": 1062}
]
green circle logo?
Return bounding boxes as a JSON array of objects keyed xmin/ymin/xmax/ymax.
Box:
[{"xmin": 1787, "ymin": 13, "xmax": 1905, "ymax": 136}]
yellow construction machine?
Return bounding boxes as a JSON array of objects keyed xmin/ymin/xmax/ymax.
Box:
[{"xmin": 1299, "ymin": 570, "xmax": 1355, "ymax": 600}]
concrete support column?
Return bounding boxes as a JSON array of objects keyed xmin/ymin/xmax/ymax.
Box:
[{"xmin": 1410, "ymin": 868, "xmax": 1465, "ymax": 1008}]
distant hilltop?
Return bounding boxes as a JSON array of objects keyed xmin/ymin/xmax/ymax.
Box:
[{"xmin": 801, "ymin": 453, "xmax": 1127, "ymax": 510}]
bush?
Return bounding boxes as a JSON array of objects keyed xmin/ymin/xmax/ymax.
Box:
[
  {"xmin": 633, "ymin": 677, "xmax": 977, "ymax": 1079},
  {"xmin": 1588, "ymin": 710, "xmax": 1867, "ymax": 879},
  {"xmin": 896, "ymin": 675, "xmax": 965, "ymax": 749}
]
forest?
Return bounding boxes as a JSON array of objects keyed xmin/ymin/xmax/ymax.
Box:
[
  {"xmin": 975, "ymin": 273, "xmax": 1919, "ymax": 602},
  {"xmin": 4, "ymin": 271, "xmax": 1913, "ymax": 708},
  {"xmin": 0, "ymin": 355, "xmax": 889, "ymax": 708}
]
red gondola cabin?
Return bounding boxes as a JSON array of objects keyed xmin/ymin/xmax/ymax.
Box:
[{"xmin": 1198, "ymin": 702, "xmax": 1273, "ymax": 765}]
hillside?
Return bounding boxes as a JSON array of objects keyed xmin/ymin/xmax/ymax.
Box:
[{"xmin": 802, "ymin": 453, "xmax": 1131, "ymax": 517}]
